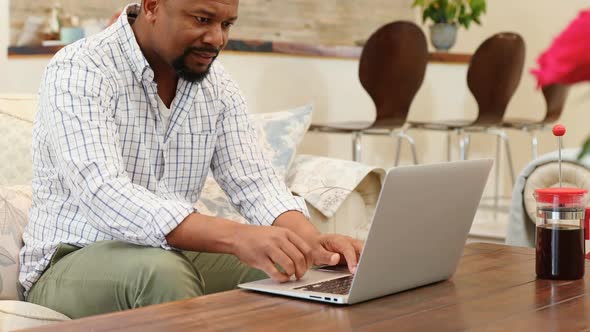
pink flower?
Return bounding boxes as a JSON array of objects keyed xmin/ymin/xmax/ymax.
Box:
[{"xmin": 531, "ymin": 9, "xmax": 590, "ymax": 88}]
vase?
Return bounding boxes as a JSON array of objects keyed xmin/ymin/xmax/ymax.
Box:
[{"xmin": 430, "ymin": 23, "xmax": 458, "ymax": 52}]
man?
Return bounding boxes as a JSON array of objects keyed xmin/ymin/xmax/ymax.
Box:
[{"xmin": 20, "ymin": 0, "xmax": 363, "ymax": 319}]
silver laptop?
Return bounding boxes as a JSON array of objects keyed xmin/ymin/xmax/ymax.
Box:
[{"xmin": 239, "ymin": 159, "xmax": 493, "ymax": 305}]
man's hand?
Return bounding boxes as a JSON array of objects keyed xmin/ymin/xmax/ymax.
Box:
[
  {"xmin": 166, "ymin": 213, "xmax": 312, "ymax": 283},
  {"xmin": 273, "ymin": 211, "xmax": 365, "ymax": 274},
  {"xmin": 230, "ymin": 224, "xmax": 313, "ymax": 282},
  {"xmin": 310, "ymin": 234, "xmax": 364, "ymax": 273},
  {"xmin": 166, "ymin": 211, "xmax": 363, "ymax": 283}
]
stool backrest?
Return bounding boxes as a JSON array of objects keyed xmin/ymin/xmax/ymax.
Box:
[
  {"xmin": 542, "ymin": 84, "xmax": 570, "ymax": 124},
  {"xmin": 467, "ymin": 32, "xmax": 525, "ymax": 126},
  {"xmin": 359, "ymin": 21, "xmax": 428, "ymax": 128}
]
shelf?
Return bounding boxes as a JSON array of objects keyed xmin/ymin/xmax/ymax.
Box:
[{"xmin": 8, "ymin": 39, "xmax": 471, "ymax": 63}]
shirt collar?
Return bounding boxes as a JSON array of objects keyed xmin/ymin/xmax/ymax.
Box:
[{"xmin": 116, "ymin": 3, "xmax": 155, "ymax": 83}]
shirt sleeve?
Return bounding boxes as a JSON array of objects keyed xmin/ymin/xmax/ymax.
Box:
[
  {"xmin": 209, "ymin": 66, "xmax": 309, "ymax": 226},
  {"xmin": 39, "ymin": 60, "xmax": 194, "ymax": 249}
]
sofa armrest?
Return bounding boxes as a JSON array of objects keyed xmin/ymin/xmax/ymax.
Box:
[
  {"xmin": 195, "ymin": 154, "xmax": 384, "ymax": 239},
  {"xmin": 287, "ymin": 154, "xmax": 384, "ymax": 239},
  {"xmin": 523, "ymin": 161, "xmax": 590, "ymax": 224},
  {"xmin": 506, "ymin": 148, "xmax": 590, "ymax": 247}
]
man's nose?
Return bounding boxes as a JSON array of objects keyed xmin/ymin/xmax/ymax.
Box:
[{"xmin": 202, "ymin": 25, "xmax": 224, "ymax": 49}]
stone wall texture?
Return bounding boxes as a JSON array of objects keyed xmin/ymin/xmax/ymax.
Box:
[{"xmin": 9, "ymin": 0, "xmax": 415, "ymax": 46}]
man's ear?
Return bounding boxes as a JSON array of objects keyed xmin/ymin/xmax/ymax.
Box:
[{"xmin": 141, "ymin": 0, "xmax": 160, "ymax": 23}]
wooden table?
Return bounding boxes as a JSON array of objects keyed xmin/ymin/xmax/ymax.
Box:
[{"xmin": 21, "ymin": 243, "xmax": 590, "ymax": 331}]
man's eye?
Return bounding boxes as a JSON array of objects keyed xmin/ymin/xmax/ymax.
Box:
[
  {"xmin": 222, "ymin": 22, "xmax": 234, "ymax": 28},
  {"xmin": 195, "ymin": 17, "xmax": 210, "ymax": 24}
]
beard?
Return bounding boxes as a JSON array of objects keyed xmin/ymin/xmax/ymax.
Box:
[{"xmin": 172, "ymin": 47, "xmax": 219, "ymax": 83}]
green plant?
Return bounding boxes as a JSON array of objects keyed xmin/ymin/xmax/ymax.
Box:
[{"xmin": 412, "ymin": 0, "xmax": 487, "ymax": 29}]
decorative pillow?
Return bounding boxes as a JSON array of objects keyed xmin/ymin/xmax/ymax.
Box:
[
  {"xmin": 251, "ymin": 104, "xmax": 313, "ymax": 179},
  {"xmin": 195, "ymin": 177, "xmax": 248, "ymax": 223},
  {"xmin": 0, "ymin": 95, "xmax": 36, "ymax": 186},
  {"xmin": 0, "ymin": 185, "xmax": 32, "ymax": 301},
  {"xmin": 195, "ymin": 105, "xmax": 313, "ymax": 222}
]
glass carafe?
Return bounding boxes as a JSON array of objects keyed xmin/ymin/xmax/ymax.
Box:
[{"xmin": 534, "ymin": 188, "xmax": 587, "ymax": 280}]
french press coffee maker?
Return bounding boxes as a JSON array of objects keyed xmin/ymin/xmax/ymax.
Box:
[{"xmin": 535, "ymin": 124, "xmax": 587, "ymax": 280}]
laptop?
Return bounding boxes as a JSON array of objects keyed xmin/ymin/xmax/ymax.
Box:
[{"xmin": 239, "ymin": 159, "xmax": 493, "ymax": 304}]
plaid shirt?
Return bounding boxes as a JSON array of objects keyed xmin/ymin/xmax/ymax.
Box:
[{"xmin": 20, "ymin": 4, "xmax": 308, "ymax": 294}]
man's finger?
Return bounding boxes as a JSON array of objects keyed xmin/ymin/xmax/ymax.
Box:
[
  {"xmin": 268, "ymin": 249, "xmax": 296, "ymax": 278},
  {"xmin": 280, "ymin": 241, "xmax": 309, "ymax": 280},
  {"xmin": 285, "ymin": 230, "xmax": 314, "ymax": 269},
  {"xmin": 261, "ymin": 259, "xmax": 291, "ymax": 283},
  {"xmin": 352, "ymin": 239, "xmax": 364, "ymax": 257},
  {"xmin": 335, "ymin": 240, "xmax": 358, "ymax": 273},
  {"xmin": 313, "ymin": 247, "xmax": 340, "ymax": 266}
]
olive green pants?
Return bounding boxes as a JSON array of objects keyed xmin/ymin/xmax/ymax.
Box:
[{"xmin": 27, "ymin": 241, "xmax": 267, "ymax": 319}]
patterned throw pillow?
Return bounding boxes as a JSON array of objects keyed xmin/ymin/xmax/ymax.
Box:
[
  {"xmin": 0, "ymin": 185, "xmax": 32, "ymax": 300},
  {"xmin": 251, "ymin": 104, "xmax": 313, "ymax": 179},
  {"xmin": 195, "ymin": 105, "xmax": 313, "ymax": 222}
]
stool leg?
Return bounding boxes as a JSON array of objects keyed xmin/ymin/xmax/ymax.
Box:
[
  {"xmin": 488, "ymin": 129, "xmax": 516, "ymax": 184},
  {"xmin": 458, "ymin": 129, "xmax": 466, "ymax": 161},
  {"xmin": 394, "ymin": 134, "xmax": 403, "ymax": 167},
  {"xmin": 394, "ymin": 131, "xmax": 418, "ymax": 166},
  {"xmin": 407, "ymin": 134, "xmax": 418, "ymax": 165},
  {"xmin": 487, "ymin": 129, "xmax": 516, "ymax": 219},
  {"xmin": 494, "ymin": 134, "xmax": 501, "ymax": 216},
  {"xmin": 463, "ymin": 134, "xmax": 471, "ymax": 160},
  {"xmin": 531, "ymin": 132, "xmax": 539, "ymax": 160},
  {"xmin": 352, "ymin": 131, "xmax": 362, "ymax": 162},
  {"xmin": 502, "ymin": 133, "xmax": 516, "ymax": 184},
  {"xmin": 447, "ymin": 132, "xmax": 452, "ymax": 161}
]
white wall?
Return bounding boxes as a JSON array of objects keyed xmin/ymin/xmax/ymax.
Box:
[
  {"xmin": 435, "ymin": 0, "xmax": 590, "ymax": 195},
  {"xmin": 220, "ymin": 53, "xmax": 476, "ymax": 166},
  {"xmin": 442, "ymin": 0, "xmax": 590, "ymax": 146},
  {"xmin": 0, "ymin": 0, "xmax": 48, "ymax": 93},
  {"xmin": 2, "ymin": 0, "xmax": 590, "ymax": 198}
]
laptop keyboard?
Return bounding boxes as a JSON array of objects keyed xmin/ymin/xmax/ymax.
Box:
[{"xmin": 294, "ymin": 275, "xmax": 354, "ymax": 295}]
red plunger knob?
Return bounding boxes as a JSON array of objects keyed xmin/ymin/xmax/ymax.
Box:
[{"xmin": 553, "ymin": 124, "xmax": 566, "ymax": 136}]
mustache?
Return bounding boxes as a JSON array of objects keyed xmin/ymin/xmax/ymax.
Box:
[{"xmin": 184, "ymin": 47, "xmax": 220, "ymax": 57}]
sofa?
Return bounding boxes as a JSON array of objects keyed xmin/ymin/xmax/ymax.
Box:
[
  {"xmin": 506, "ymin": 148, "xmax": 590, "ymax": 247},
  {"xmin": 0, "ymin": 95, "xmax": 383, "ymax": 331}
]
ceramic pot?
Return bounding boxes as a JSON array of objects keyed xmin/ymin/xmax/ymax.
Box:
[{"xmin": 430, "ymin": 23, "xmax": 458, "ymax": 51}]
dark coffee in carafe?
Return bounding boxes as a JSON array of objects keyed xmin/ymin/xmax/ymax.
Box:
[{"xmin": 536, "ymin": 224, "xmax": 584, "ymax": 280}]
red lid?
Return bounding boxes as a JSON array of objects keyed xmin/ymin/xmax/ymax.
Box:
[{"xmin": 534, "ymin": 187, "xmax": 587, "ymax": 204}]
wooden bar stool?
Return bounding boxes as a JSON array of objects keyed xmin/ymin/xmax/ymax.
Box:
[
  {"xmin": 502, "ymin": 84, "xmax": 570, "ymax": 160},
  {"xmin": 310, "ymin": 21, "xmax": 428, "ymax": 165}
]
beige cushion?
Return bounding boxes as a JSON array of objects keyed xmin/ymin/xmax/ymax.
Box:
[
  {"xmin": 0, "ymin": 300, "xmax": 70, "ymax": 331},
  {"xmin": 523, "ymin": 162, "xmax": 590, "ymax": 223},
  {"xmin": 0, "ymin": 186, "xmax": 32, "ymax": 301},
  {"xmin": 0, "ymin": 95, "xmax": 36, "ymax": 186},
  {"xmin": 0, "ymin": 95, "xmax": 37, "ymax": 123}
]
